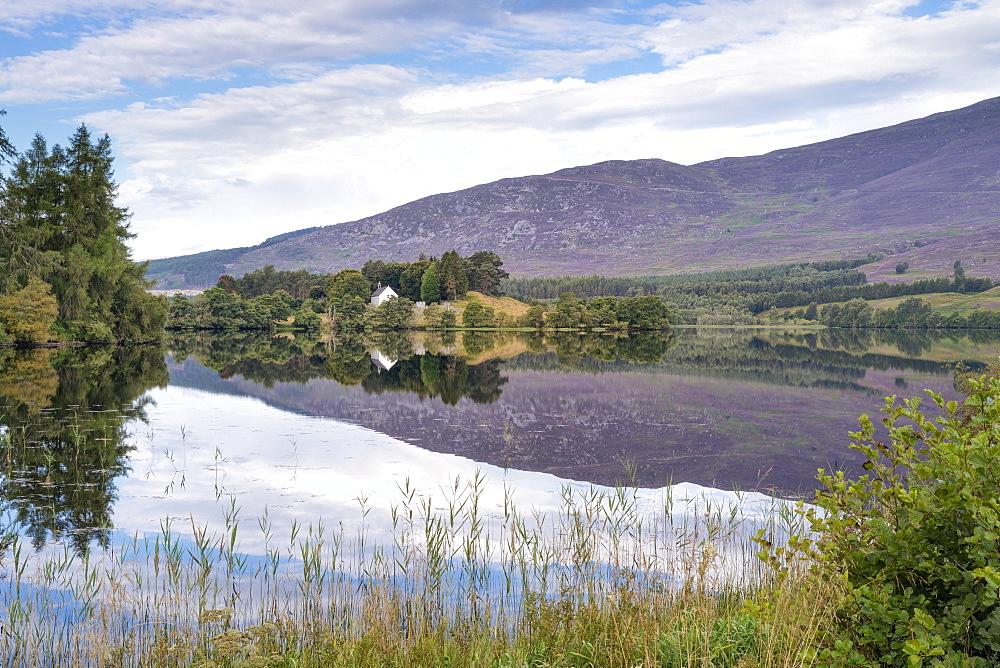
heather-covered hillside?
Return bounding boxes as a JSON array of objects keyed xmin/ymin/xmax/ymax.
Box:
[{"xmin": 148, "ymin": 97, "xmax": 1000, "ymax": 289}]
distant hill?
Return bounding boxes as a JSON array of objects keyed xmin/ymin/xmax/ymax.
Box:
[{"xmin": 147, "ymin": 97, "xmax": 1000, "ymax": 289}]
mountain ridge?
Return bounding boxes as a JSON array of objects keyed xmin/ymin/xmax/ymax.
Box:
[{"xmin": 147, "ymin": 97, "xmax": 1000, "ymax": 289}]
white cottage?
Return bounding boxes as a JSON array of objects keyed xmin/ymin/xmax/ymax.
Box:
[{"xmin": 371, "ymin": 284, "xmax": 398, "ymax": 307}]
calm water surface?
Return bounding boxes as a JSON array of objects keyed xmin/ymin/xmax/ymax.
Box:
[{"xmin": 1, "ymin": 327, "xmax": 997, "ymax": 553}]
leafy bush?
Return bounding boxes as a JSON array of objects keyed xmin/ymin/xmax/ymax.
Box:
[
  {"xmin": 290, "ymin": 308, "xmax": 322, "ymax": 331},
  {"xmin": 65, "ymin": 319, "xmax": 115, "ymax": 343},
  {"xmin": 462, "ymin": 301, "xmax": 495, "ymax": 328},
  {"xmin": 774, "ymin": 372, "xmax": 1000, "ymax": 665},
  {"xmin": 367, "ymin": 296, "xmax": 414, "ymax": 330},
  {"xmin": 0, "ymin": 278, "xmax": 58, "ymax": 343}
]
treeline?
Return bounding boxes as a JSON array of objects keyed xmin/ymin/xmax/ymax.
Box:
[
  {"xmin": 808, "ymin": 297, "xmax": 1000, "ymax": 330},
  {"xmin": 503, "ymin": 257, "xmax": 878, "ymax": 301},
  {"xmin": 145, "ymin": 226, "xmax": 322, "ymax": 289},
  {"xmin": 0, "ymin": 120, "xmax": 167, "ymax": 344},
  {"xmin": 167, "ymin": 250, "xmax": 511, "ymax": 332},
  {"xmin": 504, "ymin": 256, "xmax": 997, "ymax": 325},
  {"xmin": 785, "ymin": 273, "xmax": 992, "ymax": 310},
  {"xmin": 220, "ymin": 265, "xmax": 327, "ymax": 300},
  {"xmin": 167, "ymin": 286, "xmax": 322, "ymax": 332},
  {"xmin": 518, "ymin": 293, "xmax": 679, "ymax": 331}
]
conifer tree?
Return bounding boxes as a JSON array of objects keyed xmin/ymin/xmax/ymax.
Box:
[
  {"xmin": 0, "ymin": 123, "xmax": 166, "ymax": 341},
  {"xmin": 438, "ymin": 250, "xmax": 468, "ymax": 300}
]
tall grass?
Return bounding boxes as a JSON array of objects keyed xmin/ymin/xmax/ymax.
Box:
[{"xmin": 0, "ymin": 458, "xmax": 839, "ymax": 667}]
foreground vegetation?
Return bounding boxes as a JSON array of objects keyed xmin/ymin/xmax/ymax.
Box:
[
  {"xmin": 2, "ymin": 359, "xmax": 999, "ymax": 666},
  {"xmin": 0, "ymin": 457, "xmax": 823, "ymax": 667}
]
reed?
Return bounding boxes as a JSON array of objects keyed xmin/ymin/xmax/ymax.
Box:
[{"xmin": 0, "ymin": 457, "xmax": 835, "ymax": 667}]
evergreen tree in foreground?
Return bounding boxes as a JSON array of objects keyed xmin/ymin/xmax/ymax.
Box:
[{"xmin": 0, "ymin": 122, "xmax": 166, "ymax": 342}]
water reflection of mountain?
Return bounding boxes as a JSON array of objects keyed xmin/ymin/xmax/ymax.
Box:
[
  {"xmin": 0, "ymin": 345, "xmax": 168, "ymax": 553},
  {"xmin": 165, "ymin": 329, "xmax": 995, "ymax": 494}
]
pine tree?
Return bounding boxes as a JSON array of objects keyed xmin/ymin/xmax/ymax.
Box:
[
  {"xmin": 438, "ymin": 250, "xmax": 468, "ymax": 300},
  {"xmin": 0, "ymin": 124, "xmax": 166, "ymax": 341},
  {"xmin": 0, "ymin": 109, "xmax": 14, "ymax": 163},
  {"xmin": 465, "ymin": 251, "xmax": 509, "ymax": 296}
]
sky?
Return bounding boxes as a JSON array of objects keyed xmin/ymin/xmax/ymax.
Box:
[{"xmin": 1, "ymin": 0, "xmax": 999, "ymax": 261}]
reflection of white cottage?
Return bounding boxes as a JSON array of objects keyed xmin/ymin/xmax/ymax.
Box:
[
  {"xmin": 370, "ymin": 350, "xmax": 396, "ymax": 372},
  {"xmin": 371, "ymin": 285, "xmax": 398, "ymax": 307}
]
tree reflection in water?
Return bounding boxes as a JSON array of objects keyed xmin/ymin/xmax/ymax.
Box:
[
  {"xmin": 167, "ymin": 329, "xmax": 683, "ymax": 407},
  {"xmin": 0, "ymin": 345, "xmax": 167, "ymax": 554}
]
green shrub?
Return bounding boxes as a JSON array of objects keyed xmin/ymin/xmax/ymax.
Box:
[
  {"xmin": 291, "ymin": 308, "xmax": 322, "ymax": 331},
  {"xmin": 462, "ymin": 301, "xmax": 495, "ymax": 328},
  {"xmin": 777, "ymin": 373, "xmax": 1000, "ymax": 665},
  {"xmin": 65, "ymin": 319, "xmax": 115, "ymax": 343}
]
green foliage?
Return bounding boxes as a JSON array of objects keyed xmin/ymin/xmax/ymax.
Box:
[
  {"xmin": 197, "ymin": 287, "xmax": 249, "ymax": 329},
  {"xmin": 819, "ymin": 298, "xmax": 872, "ymax": 328},
  {"xmin": 420, "ymin": 265, "xmax": 442, "ymax": 303},
  {"xmin": 504, "ymin": 258, "xmax": 877, "ymax": 304},
  {"xmin": 503, "ymin": 256, "xmax": 994, "ymax": 325},
  {"xmin": 545, "ymin": 292, "xmax": 587, "ymax": 328},
  {"xmin": 0, "ymin": 125, "xmax": 166, "ymax": 341},
  {"xmin": 291, "ymin": 308, "xmax": 322, "ymax": 331},
  {"xmin": 465, "ymin": 251, "xmax": 509, "ymax": 296},
  {"xmin": 517, "ymin": 303, "xmax": 547, "ymax": 329},
  {"xmin": 326, "ymin": 270, "xmax": 373, "ymax": 330},
  {"xmin": 0, "ymin": 109, "xmax": 14, "ymax": 162},
  {"xmin": 437, "ymin": 250, "xmax": 468, "ymax": 300},
  {"xmin": 381, "ymin": 262, "xmax": 409, "ymax": 293},
  {"xmin": 614, "ymin": 295, "xmax": 678, "ymax": 330},
  {"xmin": 64, "ymin": 319, "xmax": 115, "ymax": 343},
  {"xmin": 896, "ymin": 261, "xmax": 910, "ymax": 274},
  {"xmin": 462, "ymin": 301, "xmax": 495, "ymax": 328},
  {"xmin": 420, "ymin": 303, "xmax": 457, "ymax": 330},
  {"xmin": 399, "ymin": 260, "xmax": 431, "ymax": 301},
  {"xmin": 249, "ymin": 290, "xmax": 294, "ymax": 322},
  {"xmin": 168, "ymin": 295, "xmax": 198, "ymax": 329},
  {"xmin": 361, "ymin": 259, "xmax": 386, "ymax": 289},
  {"xmin": 368, "ymin": 296, "xmax": 414, "ymax": 330},
  {"xmin": 539, "ymin": 293, "xmax": 676, "ymax": 330},
  {"xmin": 0, "ymin": 278, "xmax": 58, "ymax": 344},
  {"xmin": 332, "ymin": 296, "xmax": 367, "ymax": 332},
  {"xmin": 229, "ymin": 265, "xmax": 325, "ymax": 301},
  {"xmin": 325, "ymin": 269, "xmax": 371, "ymax": 305},
  {"xmin": 168, "ymin": 285, "xmax": 321, "ymax": 333},
  {"xmin": 776, "ymin": 373, "xmax": 1000, "ymax": 665}
]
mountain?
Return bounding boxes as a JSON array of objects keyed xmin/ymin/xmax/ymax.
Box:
[{"xmin": 147, "ymin": 97, "xmax": 1000, "ymax": 289}]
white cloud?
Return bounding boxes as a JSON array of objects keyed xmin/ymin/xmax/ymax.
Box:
[
  {"xmin": 7, "ymin": 0, "xmax": 1000, "ymax": 259},
  {"xmin": 401, "ymin": 77, "xmax": 592, "ymax": 113}
]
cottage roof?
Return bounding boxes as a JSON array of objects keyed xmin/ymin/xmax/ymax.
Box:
[{"xmin": 372, "ymin": 285, "xmax": 396, "ymax": 298}]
